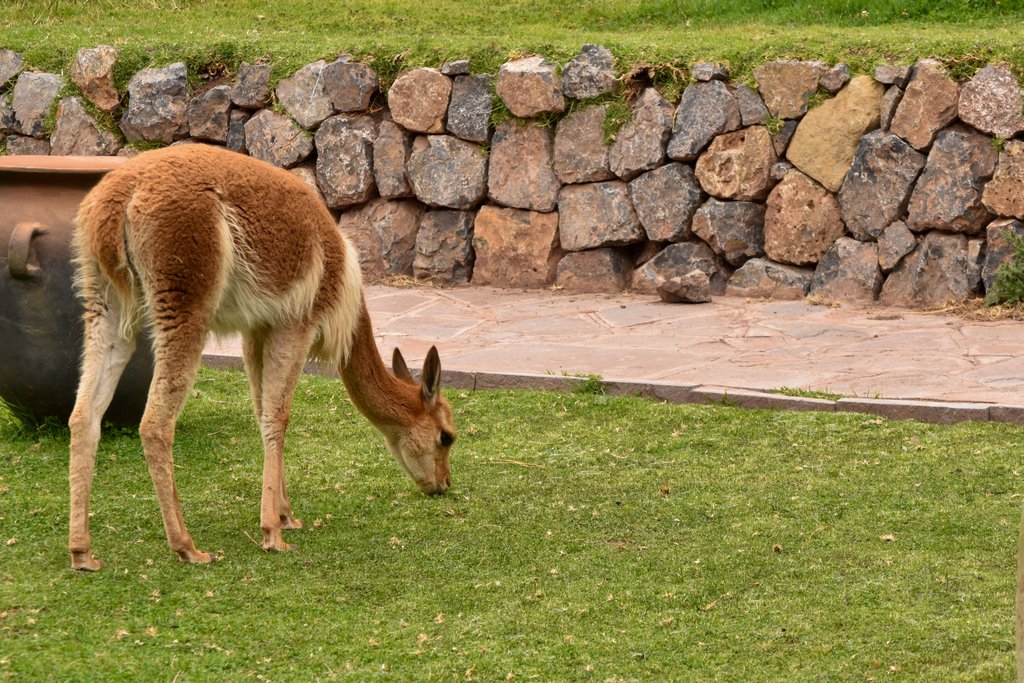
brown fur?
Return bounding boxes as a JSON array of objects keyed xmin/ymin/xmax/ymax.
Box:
[{"xmin": 68, "ymin": 144, "xmax": 455, "ymax": 571}]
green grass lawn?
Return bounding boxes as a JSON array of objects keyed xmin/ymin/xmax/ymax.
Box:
[
  {"xmin": 2, "ymin": 1, "xmax": 1024, "ymax": 87},
  {"xmin": 0, "ymin": 367, "xmax": 1020, "ymax": 680}
]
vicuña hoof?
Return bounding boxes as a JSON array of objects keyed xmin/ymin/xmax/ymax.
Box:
[
  {"xmin": 71, "ymin": 551, "xmax": 103, "ymax": 572},
  {"xmin": 177, "ymin": 548, "xmax": 214, "ymax": 564},
  {"xmin": 262, "ymin": 539, "xmax": 295, "ymax": 553},
  {"xmin": 280, "ymin": 516, "xmax": 303, "ymax": 530}
]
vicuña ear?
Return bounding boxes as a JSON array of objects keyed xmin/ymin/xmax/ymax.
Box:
[
  {"xmin": 420, "ymin": 346, "xmax": 442, "ymax": 407},
  {"xmin": 392, "ymin": 348, "xmax": 414, "ymax": 383}
]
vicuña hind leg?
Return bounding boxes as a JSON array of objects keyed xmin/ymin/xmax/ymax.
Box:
[
  {"xmin": 68, "ymin": 304, "xmax": 138, "ymax": 571},
  {"xmin": 140, "ymin": 319, "xmax": 213, "ymax": 565},
  {"xmin": 255, "ymin": 324, "xmax": 314, "ymax": 552},
  {"xmin": 242, "ymin": 332, "xmax": 265, "ymax": 421}
]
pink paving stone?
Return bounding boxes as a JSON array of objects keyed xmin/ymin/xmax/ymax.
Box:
[
  {"xmin": 364, "ymin": 290, "xmax": 438, "ymax": 315},
  {"xmin": 754, "ymin": 322, "xmax": 867, "ymax": 342},
  {"xmin": 594, "ymin": 301, "xmax": 695, "ymax": 328},
  {"xmin": 964, "ymin": 343, "xmax": 1023, "ymax": 357},
  {"xmin": 839, "ymin": 329, "xmax": 965, "ymax": 354},
  {"xmin": 440, "ymin": 288, "xmax": 548, "ymax": 306},
  {"xmin": 720, "ymin": 336, "xmax": 791, "ymax": 352},
  {"xmin": 591, "ymin": 327, "xmax": 734, "ymax": 348},
  {"xmin": 202, "ymin": 284, "xmax": 1024, "ymax": 410},
  {"xmin": 968, "ymin": 357, "xmax": 1024, "ymax": 386},
  {"xmin": 687, "ymin": 364, "xmax": 838, "ymax": 393},
  {"xmin": 482, "ymin": 315, "xmax": 608, "ymax": 339},
  {"xmin": 375, "ymin": 314, "xmax": 483, "ymax": 341},
  {"xmin": 373, "ymin": 336, "xmax": 439, "ymax": 366},
  {"xmin": 444, "ymin": 344, "xmax": 701, "ymax": 380}
]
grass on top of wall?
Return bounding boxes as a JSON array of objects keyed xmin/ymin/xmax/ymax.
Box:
[
  {"xmin": 2, "ymin": 0, "xmax": 1024, "ymax": 90},
  {"xmin": 0, "ymin": 366, "xmax": 1020, "ymax": 680}
]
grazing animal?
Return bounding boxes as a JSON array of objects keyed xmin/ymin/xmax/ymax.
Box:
[{"xmin": 68, "ymin": 144, "xmax": 455, "ymax": 571}]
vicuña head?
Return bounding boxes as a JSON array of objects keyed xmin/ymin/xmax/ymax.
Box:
[
  {"xmin": 384, "ymin": 346, "xmax": 455, "ymax": 496},
  {"xmin": 68, "ymin": 144, "xmax": 455, "ymax": 571}
]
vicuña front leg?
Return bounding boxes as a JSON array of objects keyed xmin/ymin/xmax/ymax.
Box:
[
  {"xmin": 256, "ymin": 325, "xmax": 314, "ymax": 551},
  {"xmin": 277, "ymin": 476, "xmax": 303, "ymax": 529},
  {"xmin": 242, "ymin": 332, "xmax": 302, "ymax": 532}
]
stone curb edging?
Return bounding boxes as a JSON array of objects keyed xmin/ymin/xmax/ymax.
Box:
[{"xmin": 201, "ymin": 353, "xmax": 1024, "ymax": 426}]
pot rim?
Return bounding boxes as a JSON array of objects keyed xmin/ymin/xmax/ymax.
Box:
[{"xmin": 0, "ymin": 155, "xmax": 128, "ymax": 174}]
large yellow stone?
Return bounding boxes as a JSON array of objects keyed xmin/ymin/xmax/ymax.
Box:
[{"xmin": 786, "ymin": 75, "xmax": 883, "ymax": 193}]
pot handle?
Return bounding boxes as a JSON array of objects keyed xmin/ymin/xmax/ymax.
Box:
[{"xmin": 8, "ymin": 222, "xmax": 46, "ymax": 280}]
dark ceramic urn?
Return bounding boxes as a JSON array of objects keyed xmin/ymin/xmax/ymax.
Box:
[{"xmin": 0, "ymin": 155, "xmax": 153, "ymax": 426}]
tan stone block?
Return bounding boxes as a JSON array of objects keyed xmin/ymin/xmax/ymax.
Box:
[
  {"xmin": 388, "ymin": 67, "xmax": 451, "ymax": 134},
  {"xmin": 694, "ymin": 125, "xmax": 776, "ymax": 201},
  {"xmin": 889, "ymin": 60, "xmax": 960, "ymax": 151},
  {"xmin": 472, "ymin": 205, "xmax": 563, "ymax": 288},
  {"xmin": 495, "ymin": 56, "xmax": 565, "ymax": 118},
  {"xmin": 786, "ymin": 75, "xmax": 883, "ymax": 192},
  {"xmin": 71, "ymin": 45, "xmax": 120, "ymax": 113},
  {"xmin": 765, "ymin": 170, "xmax": 844, "ymax": 266},
  {"xmin": 982, "ymin": 140, "xmax": 1024, "ymax": 220}
]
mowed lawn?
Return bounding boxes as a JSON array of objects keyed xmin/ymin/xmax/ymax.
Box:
[
  {"xmin": 0, "ymin": 367, "xmax": 1020, "ymax": 681},
  {"xmin": 2, "ymin": 0, "xmax": 1024, "ymax": 84},
  {"xmin": 2, "ymin": 1, "xmax": 1024, "ymax": 679}
]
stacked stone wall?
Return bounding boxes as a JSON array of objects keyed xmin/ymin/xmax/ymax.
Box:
[{"xmin": 3, "ymin": 45, "xmax": 1024, "ymax": 307}]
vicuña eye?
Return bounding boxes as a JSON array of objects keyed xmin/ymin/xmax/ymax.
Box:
[{"xmin": 439, "ymin": 430, "xmax": 455, "ymax": 448}]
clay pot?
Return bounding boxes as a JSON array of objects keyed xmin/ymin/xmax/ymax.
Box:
[{"xmin": 0, "ymin": 155, "xmax": 154, "ymax": 426}]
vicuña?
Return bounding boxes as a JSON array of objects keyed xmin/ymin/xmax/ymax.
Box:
[{"xmin": 68, "ymin": 144, "xmax": 455, "ymax": 571}]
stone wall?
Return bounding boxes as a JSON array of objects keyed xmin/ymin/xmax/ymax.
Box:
[{"xmin": 3, "ymin": 45, "xmax": 1024, "ymax": 308}]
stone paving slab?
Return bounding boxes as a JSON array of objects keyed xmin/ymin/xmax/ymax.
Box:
[{"xmin": 202, "ymin": 285, "xmax": 1024, "ymax": 425}]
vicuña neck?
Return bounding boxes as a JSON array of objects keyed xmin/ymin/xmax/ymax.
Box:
[{"xmin": 339, "ymin": 299, "xmax": 419, "ymax": 431}]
